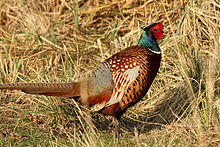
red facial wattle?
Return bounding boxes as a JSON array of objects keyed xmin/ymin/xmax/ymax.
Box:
[{"xmin": 151, "ymin": 23, "xmax": 164, "ymax": 39}]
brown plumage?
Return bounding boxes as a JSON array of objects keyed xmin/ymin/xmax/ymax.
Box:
[{"xmin": 0, "ymin": 23, "xmax": 164, "ymax": 136}]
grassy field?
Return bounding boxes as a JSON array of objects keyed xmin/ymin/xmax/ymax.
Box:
[{"xmin": 0, "ymin": 0, "xmax": 219, "ymax": 146}]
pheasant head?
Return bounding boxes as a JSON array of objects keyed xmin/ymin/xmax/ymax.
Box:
[{"xmin": 138, "ymin": 23, "xmax": 164, "ymax": 53}]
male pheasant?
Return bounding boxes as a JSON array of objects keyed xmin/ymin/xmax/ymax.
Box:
[{"xmin": 0, "ymin": 23, "xmax": 164, "ymax": 135}]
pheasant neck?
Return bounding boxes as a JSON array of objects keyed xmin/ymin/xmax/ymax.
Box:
[{"xmin": 138, "ymin": 32, "xmax": 161, "ymax": 54}]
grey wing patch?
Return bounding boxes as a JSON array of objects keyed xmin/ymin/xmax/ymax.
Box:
[
  {"xmin": 79, "ymin": 60, "xmax": 114, "ymax": 110},
  {"xmin": 84, "ymin": 61, "xmax": 114, "ymax": 111},
  {"xmin": 87, "ymin": 61, "xmax": 113, "ymax": 96}
]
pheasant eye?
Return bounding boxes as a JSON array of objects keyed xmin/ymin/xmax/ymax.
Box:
[{"xmin": 153, "ymin": 26, "xmax": 159, "ymax": 31}]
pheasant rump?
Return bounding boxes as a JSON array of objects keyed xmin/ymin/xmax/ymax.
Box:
[{"xmin": 0, "ymin": 23, "xmax": 164, "ymax": 135}]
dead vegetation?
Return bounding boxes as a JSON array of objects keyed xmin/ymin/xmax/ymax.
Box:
[{"xmin": 0, "ymin": 0, "xmax": 219, "ymax": 146}]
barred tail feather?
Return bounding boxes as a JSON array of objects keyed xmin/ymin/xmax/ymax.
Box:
[{"xmin": 0, "ymin": 82, "xmax": 80, "ymax": 98}]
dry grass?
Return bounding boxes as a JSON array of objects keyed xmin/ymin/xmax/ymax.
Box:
[{"xmin": 0, "ymin": 0, "xmax": 219, "ymax": 146}]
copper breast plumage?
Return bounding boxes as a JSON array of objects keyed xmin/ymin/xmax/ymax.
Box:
[{"xmin": 96, "ymin": 45, "xmax": 161, "ymax": 116}]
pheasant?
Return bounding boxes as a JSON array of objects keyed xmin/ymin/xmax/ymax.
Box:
[{"xmin": 0, "ymin": 23, "xmax": 164, "ymax": 136}]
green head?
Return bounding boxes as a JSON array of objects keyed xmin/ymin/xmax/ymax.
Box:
[{"xmin": 138, "ymin": 23, "xmax": 164, "ymax": 54}]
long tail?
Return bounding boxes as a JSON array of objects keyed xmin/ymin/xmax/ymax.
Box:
[{"xmin": 0, "ymin": 82, "xmax": 80, "ymax": 98}]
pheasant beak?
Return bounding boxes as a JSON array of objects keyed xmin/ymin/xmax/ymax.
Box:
[
  {"xmin": 162, "ymin": 26, "xmax": 167, "ymax": 33},
  {"xmin": 161, "ymin": 27, "xmax": 167, "ymax": 36}
]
